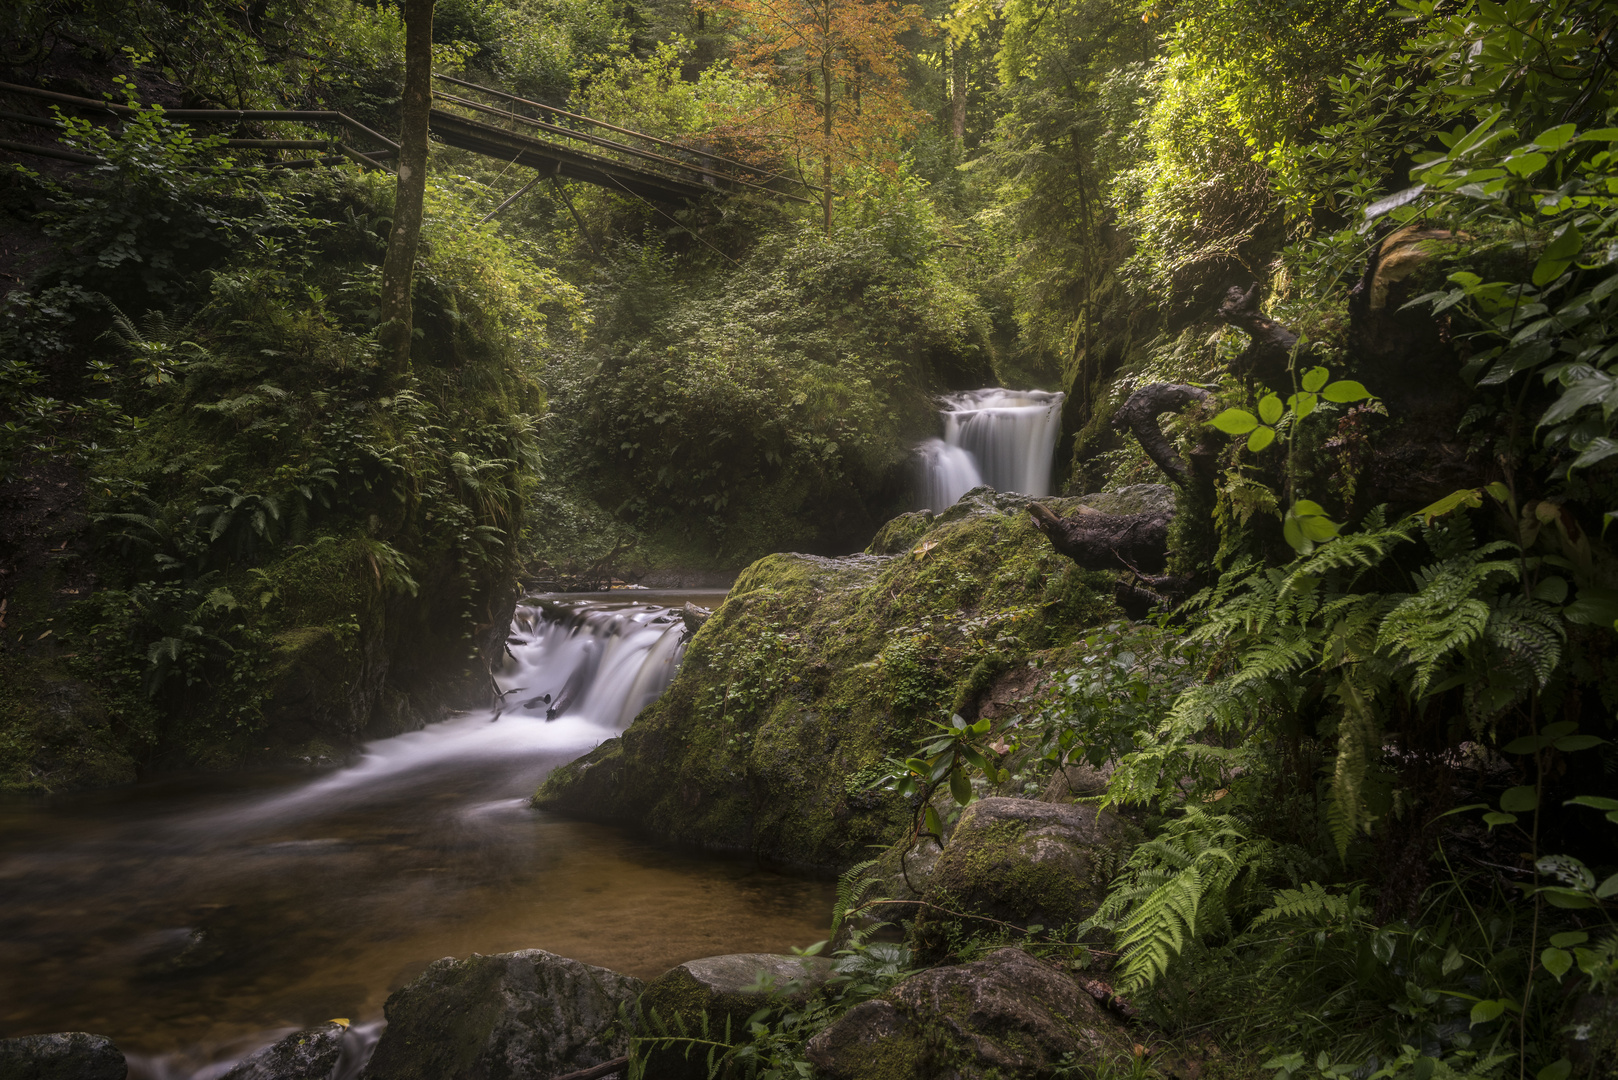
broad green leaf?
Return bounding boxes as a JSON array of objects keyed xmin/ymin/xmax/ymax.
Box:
[
  {"xmin": 1282, "ymin": 515, "xmax": 1307, "ymax": 552},
  {"xmin": 949, "ymin": 767, "xmax": 973, "ymax": 806},
  {"xmin": 1288, "ymin": 392, "xmax": 1317, "ymax": 419},
  {"xmin": 1538, "ymin": 1060, "xmax": 1573, "ymax": 1080},
  {"xmin": 1599, "ymin": 873, "xmax": 1618, "ymax": 899},
  {"xmin": 1550, "ymin": 931, "xmax": 1589, "ymax": 948},
  {"xmin": 1542, "ymin": 947, "xmax": 1573, "ymax": 980},
  {"xmin": 1503, "ymin": 735, "xmax": 1551, "ymax": 754},
  {"xmin": 1579, "ymin": 127, "xmax": 1618, "ymax": 141},
  {"xmin": 1541, "ymin": 886, "xmax": 1598, "ymax": 909},
  {"xmin": 1247, "ymin": 426, "xmax": 1277, "ymax": 452},
  {"xmin": 1212, "ymin": 408, "xmax": 1259, "ymax": 435},
  {"xmin": 1500, "ymin": 786, "xmax": 1539, "ymax": 812},
  {"xmin": 1482, "ymin": 811, "xmax": 1518, "ymax": 828},
  {"xmin": 1294, "ymin": 499, "xmax": 1327, "ymax": 516},
  {"xmin": 1566, "ymin": 796, "xmax": 1618, "ymax": 811},
  {"xmin": 1485, "ymin": 481, "xmax": 1511, "ymax": 502},
  {"xmin": 1532, "ymin": 576, "xmax": 1569, "ymax": 603},
  {"xmin": 1506, "ymin": 152, "xmax": 1548, "ymax": 177},
  {"xmin": 1442, "ymin": 944, "xmax": 1464, "ymax": 974},
  {"xmin": 1553, "ymin": 735, "xmax": 1605, "ymax": 751},
  {"xmin": 1469, "ymin": 998, "xmax": 1506, "ymax": 1026},
  {"xmin": 1414, "ymin": 488, "xmax": 1483, "ymax": 524},
  {"xmin": 1258, "ymin": 394, "xmax": 1284, "ymax": 425},
  {"xmin": 923, "ymin": 804, "xmax": 943, "ymax": 838},
  {"xmin": 1301, "ymin": 366, "xmax": 1330, "ymax": 392},
  {"xmin": 1534, "ymin": 258, "xmax": 1573, "ymax": 287},
  {"xmin": 1299, "ymin": 514, "xmax": 1340, "ymax": 542},
  {"xmin": 1534, "ymin": 124, "xmax": 1578, "ymax": 150},
  {"xmin": 1323, "ymin": 380, "xmax": 1372, "ymax": 403}
]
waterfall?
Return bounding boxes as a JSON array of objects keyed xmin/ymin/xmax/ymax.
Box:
[
  {"xmin": 212, "ymin": 597, "xmax": 699, "ymax": 820},
  {"xmin": 917, "ymin": 389, "xmax": 1064, "ymax": 511},
  {"xmin": 499, "ymin": 599, "xmax": 689, "ymax": 729}
]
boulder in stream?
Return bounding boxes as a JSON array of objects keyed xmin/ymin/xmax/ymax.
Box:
[
  {"xmin": 0, "ymin": 1032, "xmax": 126, "ymax": 1080},
  {"xmin": 805, "ymin": 947, "xmax": 1136, "ymax": 1079},
  {"xmin": 638, "ymin": 953, "xmax": 836, "ymax": 1080},
  {"xmin": 361, "ymin": 949, "xmax": 642, "ymax": 1080},
  {"xmin": 220, "ymin": 1022, "xmax": 346, "ymax": 1080}
]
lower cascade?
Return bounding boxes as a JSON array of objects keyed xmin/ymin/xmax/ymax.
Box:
[
  {"xmin": 917, "ymin": 388, "xmax": 1065, "ymax": 511},
  {"xmin": 0, "ymin": 591, "xmax": 831, "ymax": 1080}
]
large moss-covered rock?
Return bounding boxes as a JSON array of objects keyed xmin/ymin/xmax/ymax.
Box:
[
  {"xmin": 804, "ymin": 947, "xmax": 1135, "ymax": 1080},
  {"xmin": 362, "ymin": 949, "xmax": 642, "ymax": 1080},
  {"xmin": 639, "ymin": 953, "xmax": 836, "ymax": 1080},
  {"xmin": 915, "ymin": 797, "xmax": 1129, "ymax": 959},
  {"xmin": 0, "ymin": 1032, "xmax": 125, "ymax": 1080},
  {"xmin": 536, "ymin": 490, "xmax": 1124, "ymax": 870}
]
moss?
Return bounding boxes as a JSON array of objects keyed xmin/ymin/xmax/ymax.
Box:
[
  {"xmin": 538, "ymin": 494, "xmax": 1121, "ymax": 871},
  {"xmin": 0, "ymin": 654, "xmax": 141, "ymax": 794}
]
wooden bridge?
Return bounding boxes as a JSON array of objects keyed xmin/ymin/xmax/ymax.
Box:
[{"xmin": 0, "ymin": 76, "xmax": 809, "ymax": 206}]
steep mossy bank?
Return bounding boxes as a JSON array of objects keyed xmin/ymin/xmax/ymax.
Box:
[{"xmin": 535, "ymin": 486, "xmax": 1165, "ymax": 870}]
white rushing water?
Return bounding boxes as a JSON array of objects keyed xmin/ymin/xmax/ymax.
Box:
[
  {"xmin": 204, "ymin": 596, "xmax": 697, "ymax": 827},
  {"xmin": 918, "ymin": 388, "xmax": 1065, "ymax": 511}
]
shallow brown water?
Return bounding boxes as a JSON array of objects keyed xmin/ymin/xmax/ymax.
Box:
[{"xmin": 0, "ymin": 592, "xmax": 831, "ymax": 1076}]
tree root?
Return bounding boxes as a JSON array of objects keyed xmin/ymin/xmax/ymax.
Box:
[
  {"xmin": 1027, "ymin": 502, "xmax": 1170, "ymax": 574},
  {"xmin": 1110, "ymin": 383, "xmax": 1214, "ymax": 489},
  {"xmin": 1218, "ymin": 282, "xmax": 1298, "ymax": 386}
]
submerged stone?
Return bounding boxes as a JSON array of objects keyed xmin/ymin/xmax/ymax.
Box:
[
  {"xmin": 361, "ymin": 949, "xmax": 642, "ymax": 1080},
  {"xmin": 221, "ymin": 1023, "xmax": 345, "ymax": 1080},
  {"xmin": 804, "ymin": 947, "xmax": 1135, "ymax": 1079},
  {"xmin": 0, "ymin": 1032, "xmax": 125, "ymax": 1080}
]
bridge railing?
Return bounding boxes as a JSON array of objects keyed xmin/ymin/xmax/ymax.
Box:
[{"xmin": 428, "ymin": 74, "xmax": 815, "ymax": 205}]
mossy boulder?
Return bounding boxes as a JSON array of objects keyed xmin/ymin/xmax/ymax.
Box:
[
  {"xmin": 914, "ymin": 798, "xmax": 1131, "ymax": 961},
  {"xmin": 536, "ymin": 491, "xmax": 1123, "ymax": 871},
  {"xmin": 362, "ymin": 950, "xmax": 642, "ymax": 1080},
  {"xmin": 639, "ymin": 954, "xmax": 836, "ymax": 1080},
  {"xmin": 0, "ymin": 1032, "xmax": 125, "ymax": 1080},
  {"xmin": 803, "ymin": 947, "xmax": 1135, "ymax": 1080}
]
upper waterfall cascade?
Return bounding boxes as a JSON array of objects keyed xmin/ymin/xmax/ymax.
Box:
[{"xmin": 917, "ymin": 389, "xmax": 1065, "ymax": 511}]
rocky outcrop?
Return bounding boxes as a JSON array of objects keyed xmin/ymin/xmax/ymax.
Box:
[
  {"xmin": 361, "ymin": 950, "xmax": 643, "ymax": 1080},
  {"xmin": 0, "ymin": 1032, "xmax": 126, "ymax": 1080},
  {"xmin": 914, "ymin": 797, "xmax": 1130, "ymax": 960},
  {"xmin": 536, "ymin": 490, "xmax": 1124, "ymax": 871},
  {"xmin": 639, "ymin": 953, "xmax": 836, "ymax": 1080},
  {"xmin": 805, "ymin": 947, "xmax": 1136, "ymax": 1079},
  {"xmin": 221, "ymin": 1023, "xmax": 345, "ymax": 1080}
]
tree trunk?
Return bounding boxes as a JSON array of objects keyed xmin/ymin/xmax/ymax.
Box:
[
  {"xmin": 950, "ymin": 43, "xmax": 966, "ymax": 144},
  {"xmin": 378, "ymin": 0, "xmax": 435, "ymax": 378},
  {"xmin": 822, "ymin": 57, "xmax": 834, "ymax": 234}
]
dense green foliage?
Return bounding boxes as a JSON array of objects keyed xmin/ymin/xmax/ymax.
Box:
[{"xmin": 7, "ymin": 0, "xmax": 1618, "ymax": 1077}]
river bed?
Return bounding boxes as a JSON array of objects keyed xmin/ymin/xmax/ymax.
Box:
[{"xmin": 0, "ymin": 591, "xmax": 833, "ymax": 1077}]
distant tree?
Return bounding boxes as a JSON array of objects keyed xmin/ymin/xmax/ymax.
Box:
[
  {"xmin": 379, "ymin": 0, "xmax": 435, "ymax": 377},
  {"xmin": 702, "ymin": 0, "xmax": 925, "ymax": 231}
]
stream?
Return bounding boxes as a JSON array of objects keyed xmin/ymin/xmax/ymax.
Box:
[{"xmin": 0, "ymin": 591, "xmax": 833, "ymax": 1078}]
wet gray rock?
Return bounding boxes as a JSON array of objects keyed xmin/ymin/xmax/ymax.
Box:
[
  {"xmin": 916, "ymin": 797, "xmax": 1130, "ymax": 959},
  {"xmin": 361, "ymin": 949, "xmax": 642, "ymax": 1080},
  {"xmin": 0, "ymin": 1032, "xmax": 126, "ymax": 1080},
  {"xmin": 222, "ymin": 1024, "xmax": 344, "ymax": 1080},
  {"xmin": 805, "ymin": 947, "xmax": 1135, "ymax": 1079},
  {"xmin": 639, "ymin": 954, "xmax": 836, "ymax": 1080}
]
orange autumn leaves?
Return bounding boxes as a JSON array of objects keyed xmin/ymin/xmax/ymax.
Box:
[{"xmin": 699, "ymin": 0, "xmax": 926, "ymax": 228}]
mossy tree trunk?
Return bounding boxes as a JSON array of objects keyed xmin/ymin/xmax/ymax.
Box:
[{"xmin": 378, "ymin": 0, "xmax": 435, "ymax": 379}]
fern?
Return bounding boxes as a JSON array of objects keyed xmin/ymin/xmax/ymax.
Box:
[
  {"xmin": 1093, "ymin": 808, "xmax": 1270, "ymax": 993},
  {"xmin": 829, "ymin": 858, "xmax": 881, "ymax": 937},
  {"xmin": 1250, "ymin": 882, "xmax": 1369, "ymax": 929}
]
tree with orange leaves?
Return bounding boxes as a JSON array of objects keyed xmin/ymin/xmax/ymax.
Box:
[{"xmin": 701, "ymin": 0, "xmax": 925, "ymax": 231}]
